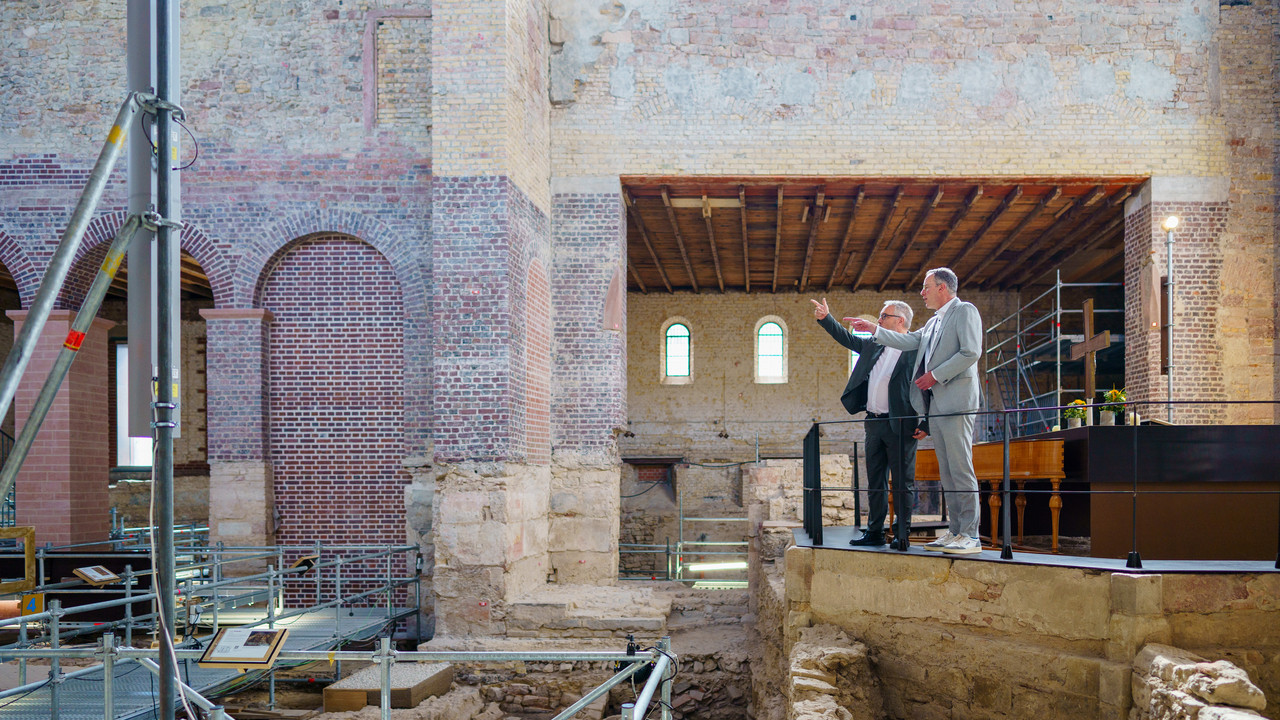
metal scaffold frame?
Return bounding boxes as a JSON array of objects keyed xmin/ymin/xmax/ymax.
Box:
[{"xmin": 982, "ymin": 271, "xmax": 1124, "ymax": 439}]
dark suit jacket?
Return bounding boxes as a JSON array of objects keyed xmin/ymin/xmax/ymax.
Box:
[{"xmin": 818, "ymin": 314, "xmax": 926, "ymax": 435}]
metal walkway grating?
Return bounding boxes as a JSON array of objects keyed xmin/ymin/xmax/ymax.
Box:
[{"xmin": 2, "ymin": 607, "xmax": 412, "ymax": 719}]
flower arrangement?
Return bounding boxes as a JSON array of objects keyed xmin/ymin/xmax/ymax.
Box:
[
  {"xmin": 1063, "ymin": 399, "xmax": 1087, "ymax": 419},
  {"xmin": 1100, "ymin": 387, "xmax": 1126, "ymax": 414}
]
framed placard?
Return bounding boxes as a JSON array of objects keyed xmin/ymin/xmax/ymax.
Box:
[
  {"xmin": 198, "ymin": 627, "xmax": 289, "ymax": 670},
  {"xmin": 73, "ymin": 565, "xmax": 121, "ymax": 587}
]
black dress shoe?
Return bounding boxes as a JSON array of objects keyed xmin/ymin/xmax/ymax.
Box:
[
  {"xmin": 890, "ymin": 537, "xmax": 911, "ymax": 551},
  {"xmin": 849, "ymin": 532, "xmax": 886, "ymax": 547}
]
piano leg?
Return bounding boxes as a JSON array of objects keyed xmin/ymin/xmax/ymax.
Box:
[
  {"xmin": 1050, "ymin": 479, "xmax": 1063, "ymax": 553},
  {"xmin": 1016, "ymin": 479, "xmax": 1027, "ymax": 544},
  {"xmin": 987, "ymin": 479, "xmax": 1001, "ymax": 545}
]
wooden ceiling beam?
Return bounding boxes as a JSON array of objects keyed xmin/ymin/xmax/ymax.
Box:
[
  {"xmin": 660, "ymin": 186, "xmax": 699, "ymax": 293},
  {"xmin": 701, "ymin": 195, "xmax": 726, "ymax": 293},
  {"xmin": 1002, "ymin": 187, "xmax": 1134, "ymax": 288},
  {"xmin": 739, "ymin": 185, "xmax": 750, "ymax": 293},
  {"xmin": 627, "ymin": 259, "xmax": 648, "ymax": 294},
  {"xmin": 907, "ymin": 185, "xmax": 982, "ymax": 290},
  {"xmin": 623, "ymin": 188, "xmax": 673, "ymax": 293},
  {"xmin": 878, "ymin": 185, "xmax": 943, "ymax": 292},
  {"xmin": 798, "ymin": 187, "xmax": 825, "ymax": 293},
  {"xmin": 826, "ymin": 185, "xmax": 866, "ymax": 291},
  {"xmin": 1013, "ymin": 214, "xmax": 1125, "ymax": 288},
  {"xmin": 962, "ymin": 186, "xmax": 1062, "ymax": 279},
  {"xmin": 985, "ymin": 185, "xmax": 1110, "ymax": 289},
  {"xmin": 849, "ymin": 185, "xmax": 905, "ymax": 292},
  {"xmin": 772, "ymin": 186, "xmax": 783, "ymax": 293},
  {"xmin": 944, "ymin": 185, "xmax": 1022, "ymax": 276}
]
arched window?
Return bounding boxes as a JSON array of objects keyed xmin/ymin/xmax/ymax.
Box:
[
  {"xmin": 849, "ymin": 328, "xmax": 874, "ymax": 373},
  {"xmin": 662, "ymin": 319, "xmax": 693, "ymax": 384},
  {"xmin": 755, "ymin": 317, "xmax": 788, "ymax": 384}
]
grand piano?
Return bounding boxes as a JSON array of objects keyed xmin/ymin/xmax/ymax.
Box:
[{"xmin": 918, "ymin": 424, "xmax": 1280, "ymax": 561}]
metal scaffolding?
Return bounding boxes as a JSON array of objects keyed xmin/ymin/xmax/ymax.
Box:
[{"xmin": 983, "ymin": 272, "xmax": 1124, "ymax": 439}]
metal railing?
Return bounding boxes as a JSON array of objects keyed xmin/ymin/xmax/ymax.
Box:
[
  {"xmin": 0, "ymin": 624, "xmax": 675, "ymax": 720},
  {"xmin": 802, "ymin": 399, "xmax": 1280, "ymax": 569}
]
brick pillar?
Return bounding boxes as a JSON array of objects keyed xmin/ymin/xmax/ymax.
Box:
[
  {"xmin": 548, "ymin": 177, "xmax": 626, "ymax": 584},
  {"xmin": 1123, "ymin": 178, "xmax": 1229, "ymax": 424},
  {"xmin": 429, "ymin": 0, "xmax": 553, "ymax": 636},
  {"xmin": 7, "ymin": 310, "xmax": 113, "ymax": 546},
  {"xmin": 200, "ymin": 309, "xmax": 275, "ymax": 554}
]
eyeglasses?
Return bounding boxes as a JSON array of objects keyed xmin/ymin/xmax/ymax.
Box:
[{"xmin": 879, "ymin": 313, "xmax": 903, "ymax": 320}]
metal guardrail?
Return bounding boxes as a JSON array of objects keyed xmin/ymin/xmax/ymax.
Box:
[
  {"xmin": 802, "ymin": 399, "xmax": 1280, "ymax": 569},
  {"xmin": 0, "ymin": 631, "xmax": 676, "ymax": 720}
]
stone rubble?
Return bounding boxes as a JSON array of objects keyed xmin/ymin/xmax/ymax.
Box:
[{"xmin": 1131, "ymin": 644, "xmax": 1267, "ymax": 720}]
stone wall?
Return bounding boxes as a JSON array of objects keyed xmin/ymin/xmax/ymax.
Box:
[{"xmin": 779, "ymin": 546, "xmax": 1280, "ymax": 719}]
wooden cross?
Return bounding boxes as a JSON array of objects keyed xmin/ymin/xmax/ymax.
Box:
[{"xmin": 1069, "ymin": 298, "xmax": 1111, "ymax": 420}]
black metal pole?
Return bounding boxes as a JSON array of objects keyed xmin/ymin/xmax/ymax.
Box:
[
  {"xmin": 1126, "ymin": 422, "xmax": 1142, "ymax": 569},
  {"xmin": 1001, "ymin": 410, "xmax": 1013, "ymax": 559},
  {"xmin": 852, "ymin": 440, "xmax": 860, "ymax": 529},
  {"xmin": 156, "ymin": 0, "xmax": 178, "ymax": 717}
]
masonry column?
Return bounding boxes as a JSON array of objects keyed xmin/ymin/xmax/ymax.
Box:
[
  {"xmin": 430, "ymin": 0, "xmax": 553, "ymax": 637},
  {"xmin": 7, "ymin": 310, "xmax": 113, "ymax": 546},
  {"xmin": 200, "ymin": 309, "xmax": 275, "ymax": 556},
  {"xmin": 1123, "ymin": 178, "xmax": 1229, "ymax": 425},
  {"xmin": 548, "ymin": 177, "xmax": 626, "ymax": 584}
]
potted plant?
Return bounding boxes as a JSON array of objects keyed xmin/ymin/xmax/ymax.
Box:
[
  {"xmin": 1064, "ymin": 399, "xmax": 1087, "ymax": 429},
  {"xmin": 1099, "ymin": 387, "xmax": 1126, "ymax": 425}
]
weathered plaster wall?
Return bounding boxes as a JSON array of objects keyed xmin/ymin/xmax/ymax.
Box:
[{"xmin": 550, "ymin": 0, "xmax": 1228, "ymax": 178}]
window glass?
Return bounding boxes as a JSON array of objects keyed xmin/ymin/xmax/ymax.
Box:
[
  {"xmin": 665, "ymin": 323, "xmax": 690, "ymax": 377},
  {"xmin": 757, "ymin": 321, "xmax": 785, "ymax": 381}
]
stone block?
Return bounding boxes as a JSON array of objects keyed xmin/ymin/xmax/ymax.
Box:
[
  {"xmin": 1111, "ymin": 573, "xmax": 1163, "ymax": 616},
  {"xmin": 1185, "ymin": 660, "xmax": 1267, "ymax": 710},
  {"xmin": 323, "ymin": 662, "xmax": 453, "ymax": 712},
  {"xmin": 549, "ymin": 517, "xmax": 615, "ymax": 553}
]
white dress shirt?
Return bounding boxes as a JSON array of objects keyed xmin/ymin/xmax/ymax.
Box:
[{"xmin": 866, "ymin": 347, "xmax": 902, "ymax": 414}]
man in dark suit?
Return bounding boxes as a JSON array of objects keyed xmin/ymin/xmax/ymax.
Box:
[{"xmin": 812, "ymin": 297, "xmax": 926, "ymax": 551}]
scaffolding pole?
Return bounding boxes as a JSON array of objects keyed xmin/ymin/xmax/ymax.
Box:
[{"xmin": 0, "ymin": 93, "xmax": 144, "ymax": 435}]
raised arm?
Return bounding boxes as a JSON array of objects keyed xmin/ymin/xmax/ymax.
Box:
[{"xmin": 813, "ymin": 298, "xmax": 871, "ymax": 352}]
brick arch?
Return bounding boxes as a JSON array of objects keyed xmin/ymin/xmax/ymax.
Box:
[
  {"xmin": 244, "ymin": 211, "xmax": 431, "ymax": 456},
  {"xmin": 0, "ymin": 230, "xmax": 38, "ymax": 308},
  {"xmin": 58, "ymin": 210, "xmax": 233, "ymax": 308},
  {"xmin": 260, "ymin": 234, "xmax": 410, "ymax": 559},
  {"xmin": 241, "ymin": 209, "xmax": 422, "ymax": 311}
]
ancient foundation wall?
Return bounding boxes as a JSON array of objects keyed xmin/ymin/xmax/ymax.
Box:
[{"xmin": 776, "ymin": 546, "xmax": 1280, "ymax": 720}]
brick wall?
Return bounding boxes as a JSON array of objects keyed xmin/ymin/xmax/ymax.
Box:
[
  {"xmin": 1124, "ymin": 192, "xmax": 1229, "ymax": 425},
  {"xmin": 262, "ymin": 234, "xmax": 409, "ymax": 548},
  {"xmin": 550, "ymin": 189, "xmax": 627, "ymax": 459}
]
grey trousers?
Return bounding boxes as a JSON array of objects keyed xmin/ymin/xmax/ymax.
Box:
[{"xmin": 930, "ymin": 412, "xmax": 980, "ymax": 538}]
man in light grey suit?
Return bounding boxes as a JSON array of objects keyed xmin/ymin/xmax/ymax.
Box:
[{"xmin": 848, "ymin": 267, "xmax": 984, "ymax": 554}]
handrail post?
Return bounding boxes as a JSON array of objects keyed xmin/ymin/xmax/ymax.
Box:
[
  {"xmin": 378, "ymin": 636, "xmax": 395, "ymax": 720},
  {"xmin": 18, "ymin": 611, "xmax": 27, "ymax": 685},
  {"xmin": 1000, "ymin": 410, "xmax": 1013, "ymax": 559},
  {"xmin": 123, "ymin": 565, "xmax": 135, "ymax": 647},
  {"xmin": 386, "ymin": 544, "xmax": 393, "ymax": 624},
  {"xmin": 102, "ymin": 632, "xmax": 115, "ymax": 720},
  {"xmin": 1126, "ymin": 423, "xmax": 1143, "ymax": 569},
  {"xmin": 659, "ymin": 636, "xmax": 673, "ymax": 720},
  {"xmin": 49, "ymin": 599, "xmax": 62, "ymax": 720}
]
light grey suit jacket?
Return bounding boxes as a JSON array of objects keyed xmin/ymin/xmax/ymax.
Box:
[{"xmin": 873, "ymin": 299, "xmax": 983, "ymax": 417}]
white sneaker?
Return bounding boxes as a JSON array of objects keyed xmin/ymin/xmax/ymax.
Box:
[
  {"xmin": 940, "ymin": 534, "xmax": 983, "ymax": 555},
  {"xmin": 923, "ymin": 531, "xmax": 958, "ymax": 552}
]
